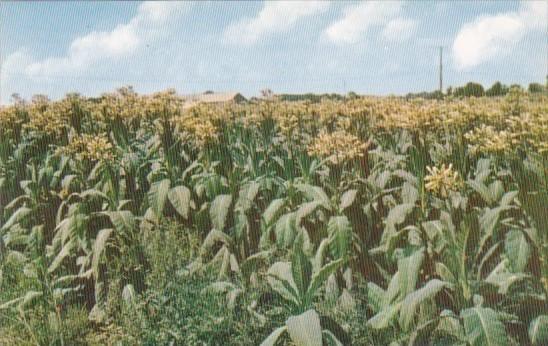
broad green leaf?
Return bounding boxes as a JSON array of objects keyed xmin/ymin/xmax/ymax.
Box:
[
  {"xmin": 275, "ymin": 212, "xmax": 298, "ymax": 248},
  {"xmin": 148, "ymin": 179, "xmax": 170, "ymax": 217},
  {"xmin": 367, "ymin": 282, "xmax": 386, "ymax": 314},
  {"xmin": 327, "ymin": 216, "xmax": 352, "ymax": 259},
  {"xmin": 529, "ymin": 315, "xmax": 548, "ymax": 345},
  {"xmin": 296, "ymin": 183, "xmax": 331, "ymax": 209},
  {"xmin": 260, "ymin": 326, "xmax": 288, "ymax": 346},
  {"xmin": 307, "ymin": 258, "xmax": 344, "ymax": 300},
  {"xmin": 291, "ymin": 238, "xmax": 312, "ymax": 298},
  {"xmin": 200, "ymin": 229, "xmax": 232, "ymax": 257},
  {"xmin": 263, "ymin": 198, "xmax": 285, "ymax": 226},
  {"xmin": 339, "ymin": 189, "xmax": 358, "ymax": 211},
  {"xmin": 399, "ymin": 279, "xmax": 448, "ymax": 331},
  {"xmin": 402, "ymin": 182, "xmax": 419, "ymax": 205},
  {"xmin": 384, "ymin": 203, "xmax": 415, "ymax": 235},
  {"xmin": 91, "ymin": 228, "xmax": 113, "ymax": 280},
  {"xmin": 485, "ymin": 272, "xmax": 528, "ymax": 294},
  {"xmin": 1, "ymin": 207, "xmax": 31, "ymax": 231},
  {"xmin": 267, "ymin": 262, "xmax": 300, "ymax": 306},
  {"xmin": 398, "ymin": 248, "xmax": 425, "ymax": 297},
  {"xmin": 168, "ymin": 185, "xmax": 192, "ymax": 219},
  {"xmin": 236, "ymin": 181, "xmax": 260, "ymax": 212},
  {"xmin": 367, "ymin": 302, "xmax": 402, "ymax": 330},
  {"xmin": 210, "ymin": 194, "xmax": 232, "ymax": 231},
  {"xmin": 460, "ymin": 307, "xmax": 509, "ymax": 346},
  {"xmin": 504, "ymin": 229, "xmax": 530, "ymax": 273},
  {"xmin": 48, "ymin": 239, "xmax": 75, "ymax": 273},
  {"xmin": 105, "ymin": 211, "xmax": 135, "ymax": 234},
  {"xmin": 286, "ymin": 309, "xmax": 323, "ymax": 346}
]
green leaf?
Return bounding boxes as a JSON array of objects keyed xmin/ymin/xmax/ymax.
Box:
[
  {"xmin": 485, "ymin": 272, "xmax": 528, "ymax": 294},
  {"xmin": 504, "ymin": 229, "xmax": 530, "ymax": 273},
  {"xmin": 260, "ymin": 326, "xmax": 288, "ymax": 346},
  {"xmin": 529, "ymin": 315, "xmax": 548, "ymax": 345},
  {"xmin": 460, "ymin": 307, "xmax": 509, "ymax": 346},
  {"xmin": 307, "ymin": 258, "xmax": 344, "ymax": 301},
  {"xmin": 263, "ymin": 198, "xmax": 286, "ymax": 226},
  {"xmin": 48, "ymin": 239, "xmax": 75, "ymax": 273},
  {"xmin": 210, "ymin": 194, "xmax": 232, "ymax": 231},
  {"xmin": 367, "ymin": 282, "xmax": 386, "ymax": 314},
  {"xmin": 296, "ymin": 183, "xmax": 331, "ymax": 210},
  {"xmin": 148, "ymin": 179, "xmax": 170, "ymax": 217},
  {"xmin": 91, "ymin": 228, "xmax": 113, "ymax": 280},
  {"xmin": 327, "ymin": 216, "xmax": 352, "ymax": 259},
  {"xmin": 339, "ymin": 189, "xmax": 358, "ymax": 211},
  {"xmin": 168, "ymin": 185, "xmax": 192, "ymax": 219},
  {"xmin": 367, "ymin": 302, "xmax": 402, "ymax": 330},
  {"xmin": 398, "ymin": 248, "xmax": 425, "ymax": 298},
  {"xmin": 105, "ymin": 211, "xmax": 135, "ymax": 234},
  {"xmin": 291, "ymin": 238, "xmax": 312, "ymax": 298},
  {"xmin": 236, "ymin": 181, "xmax": 260, "ymax": 212},
  {"xmin": 1, "ymin": 207, "xmax": 32, "ymax": 231},
  {"xmin": 275, "ymin": 212, "xmax": 298, "ymax": 248},
  {"xmin": 267, "ymin": 262, "xmax": 300, "ymax": 306},
  {"xmin": 399, "ymin": 279, "xmax": 448, "ymax": 331},
  {"xmin": 286, "ymin": 309, "xmax": 323, "ymax": 346}
]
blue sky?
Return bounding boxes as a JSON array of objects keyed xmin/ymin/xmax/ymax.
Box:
[{"xmin": 1, "ymin": 1, "xmax": 546, "ymax": 103}]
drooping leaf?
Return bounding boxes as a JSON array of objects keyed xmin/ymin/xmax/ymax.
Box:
[
  {"xmin": 1, "ymin": 207, "xmax": 32, "ymax": 231},
  {"xmin": 148, "ymin": 179, "xmax": 170, "ymax": 217},
  {"xmin": 307, "ymin": 258, "xmax": 345, "ymax": 300},
  {"xmin": 267, "ymin": 262, "xmax": 300, "ymax": 306},
  {"xmin": 286, "ymin": 309, "xmax": 323, "ymax": 346},
  {"xmin": 460, "ymin": 307, "xmax": 509, "ymax": 346},
  {"xmin": 168, "ymin": 185, "xmax": 192, "ymax": 219},
  {"xmin": 397, "ymin": 248, "xmax": 425, "ymax": 298},
  {"xmin": 260, "ymin": 326, "xmax": 288, "ymax": 346},
  {"xmin": 296, "ymin": 183, "xmax": 331, "ymax": 210},
  {"xmin": 236, "ymin": 181, "xmax": 260, "ymax": 212},
  {"xmin": 399, "ymin": 279, "xmax": 448, "ymax": 331},
  {"xmin": 105, "ymin": 211, "xmax": 135, "ymax": 234},
  {"xmin": 504, "ymin": 229, "xmax": 531, "ymax": 273},
  {"xmin": 327, "ymin": 216, "xmax": 352, "ymax": 259},
  {"xmin": 91, "ymin": 228, "xmax": 113, "ymax": 280},
  {"xmin": 339, "ymin": 189, "xmax": 358, "ymax": 211},
  {"xmin": 529, "ymin": 315, "xmax": 548, "ymax": 346},
  {"xmin": 291, "ymin": 238, "xmax": 312, "ymax": 298},
  {"xmin": 367, "ymin": 302, "xmax": 402, "ymax": 330},
  {"xmin": 210, "ymin": 194, "xmax": 232, "ymax": 231},
  {"xmin": 48, "ymin": 239, "xmax": 75, "ymax": 273},
  {"xmin": 263, "ymin": 198, "xmax": 286, "ymax": 226},
  {"xmin": 275, "ymin": 212, "xmax": 298, "ymax": 248}
]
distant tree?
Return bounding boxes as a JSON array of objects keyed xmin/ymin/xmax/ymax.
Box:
[
  {"xmin": 347, "ymin": 91, "xmax": 358, "ymax": 99},
  {"xmin": 454, "ymin": 82, "xmax": 484, "ymax": 97},
  {"xmin": 486, "ymin": 81, "xmax": 508, "ymax": 97},
  {"xmin": 528, "ymin": 83, "xmax": 545, "ymax": 93},
  {"xmin": 446, "ymin": 86, "xmax": 453, "ymax": 96}
]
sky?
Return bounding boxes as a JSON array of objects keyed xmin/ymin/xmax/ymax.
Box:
[{"xmin": 1, "ymin": 1, "xmax": 546, "ymax": 103}]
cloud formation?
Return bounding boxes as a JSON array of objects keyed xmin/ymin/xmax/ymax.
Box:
[
  {"xmin": 4, "ymin": 2, "xmax": 188, "ymax": 78},
  {"xmin": 223, "ymin": 1, "xmax": 329, "ymax": 45},
  {"xmin": 452, "ymin": 2, "xmax": 547, "ymax": 70},
  {"xmin": 324, "ymin": 1, "xmax": 416, "ymax": 44}
]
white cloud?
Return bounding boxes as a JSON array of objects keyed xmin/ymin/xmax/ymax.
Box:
[
  {"xmin": 223, "ymin": 1, "xmax": 330, "ymax": 44},
  {"xmin": 324, "ymin": 1, "xmax": 416, "ymax": 44},
  {"xmin": 381, "ymin": 18, "xmax": 418, "ymax": 41},
  {"xmin": 4, "ymin": 2, "xmax": 189, "ymax": 78},
  {"xmin": 452, "ymin": 1, "xmax": 546, "ymax": 70}
]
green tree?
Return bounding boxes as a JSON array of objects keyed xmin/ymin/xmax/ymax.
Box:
[
  {"xmin": 528, "ymin": 83, "xmax": 545, "ymax": 94},
  {"xmin": 486, "ymin": 81, "xmax": 508, "ymax": 96}
]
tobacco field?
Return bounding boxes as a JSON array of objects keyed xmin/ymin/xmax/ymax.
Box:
[{"xmin": 0, "ymin": 87, "xmax": 547, "ymax": 345}]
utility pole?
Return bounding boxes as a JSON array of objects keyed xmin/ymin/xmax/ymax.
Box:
[{"xmin": 439, "ymin": 46, "xmax": 443, "ymax": 94}]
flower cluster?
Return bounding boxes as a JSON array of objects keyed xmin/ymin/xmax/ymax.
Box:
[
  {"xmin": 424, "ymin": 163, "xmax": 462, "ymax": 198},
  {"xmin": 307, "ymin": 130, "xmax": 368, "ymax": 165},
  {"xmin": 464, "ymin": 125, "xmax": 515, "ymax": 155},
  {"xmin": 59, "ymin": 133, "xmax": 115, "ymax": 163}
]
